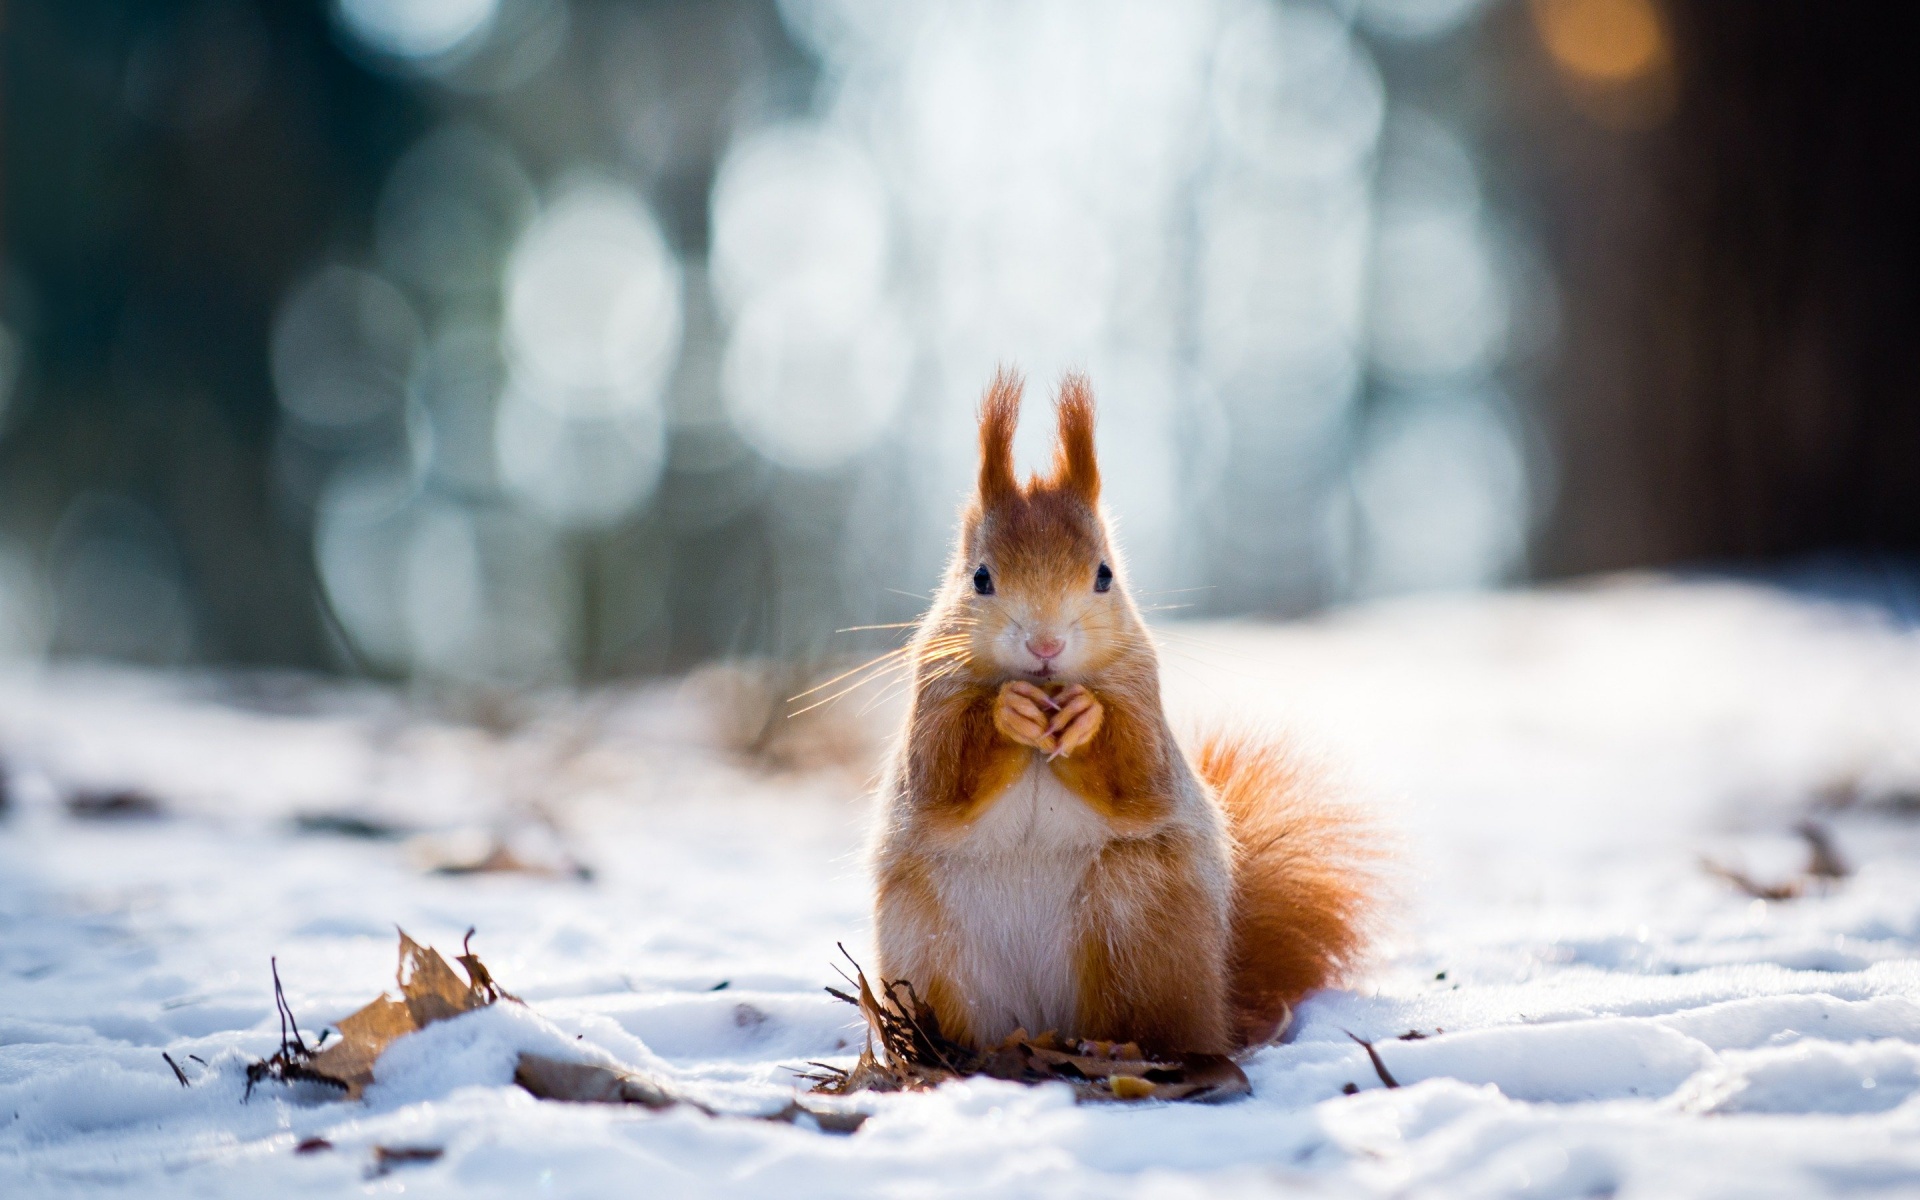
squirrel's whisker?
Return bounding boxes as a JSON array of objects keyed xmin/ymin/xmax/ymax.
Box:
[{"xmin": 788, "ymin": 646, "xmax": 917, "ymax": 703}]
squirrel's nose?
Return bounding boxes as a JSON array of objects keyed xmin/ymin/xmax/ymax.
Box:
[{"xmin": 1026, "ymin": 635, "xmax": 1065, "ymax": 661}]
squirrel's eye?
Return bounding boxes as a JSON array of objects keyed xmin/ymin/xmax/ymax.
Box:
[
  {"xmin": 972, "ymin": 565, "xmax": 995, "ymax": 595},
  {"xmin": 1094, "ymin": 562, "xmax": 1113, "ymax": 593}
]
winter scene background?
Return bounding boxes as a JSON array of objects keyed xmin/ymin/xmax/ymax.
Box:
[{"xmin": 6, "ymin": 2, "xmax": 1920, "ymax": 1197}]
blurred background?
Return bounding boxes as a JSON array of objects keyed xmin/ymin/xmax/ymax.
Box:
[{"xmin": 2, "ymin": 0, "xmax": 1916, "ymax": 687}]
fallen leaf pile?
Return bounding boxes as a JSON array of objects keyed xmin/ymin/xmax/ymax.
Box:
[
  {"xmin": 805, "ymin": 953, "xmax": 1251, "ymax": 1104},
  {"xmin": 247, "ymin": 928, "xmax": 511, "ymax": 1100},
  {"xmin": 246, "ymin": 929, "xmax": 866, "ymax": 1133}
]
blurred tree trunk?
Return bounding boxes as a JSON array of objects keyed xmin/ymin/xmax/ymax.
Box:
[{"xmin": 1520, "ymin": 2, "xmax": 1920, "ymax": 572}]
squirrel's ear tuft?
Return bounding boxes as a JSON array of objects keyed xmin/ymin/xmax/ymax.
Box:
[
  {"xmin": 1052, "ymin": 373, "xmax": 1100, "ymax": 503},
  {"xmin": 978, "ymin": 367, "xmax": 1023, "ymax": 506}
]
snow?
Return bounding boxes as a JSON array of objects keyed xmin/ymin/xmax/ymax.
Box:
[{"xmin": 4, "ymin": 576, "xmax": 1920, "ymax": 1197}]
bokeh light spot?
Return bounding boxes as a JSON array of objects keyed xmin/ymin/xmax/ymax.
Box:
[
  {"xmin": 315, "ymin": 463, "xmax": 419, "ymax": 667},
  {"xmin": 271, "ymin": 266, "xmax": 422, "ymax": 429},
  {"xmin": 710, "ymin": 126, "xmax": 892, "ymax": 324},
  {"xmin": 494, "ymin": 381, "xmax": 666, "ymax": 528},
  {"xmin": 334, "ymin": 0, "xmax": 498, "ymax": 61},
  {"xmin": 48, "ymin": 495, "xmax": 194, "ymax": 663},
  {"xmin": 1211, "ymin": 3, "xmax": 1385, "ymax": 183},
  {"xmin": 0, "ymin": 536, "xmax": 49, "ymax": 659},
  {"xmin": 376, "ymin": 125, "xmax": 535, "ymax": 297},
  {"xmin": 1351, "ymin": 391, "xmax": 1531, "ymax": 595},
  {"xmin": 1360, "ymin": 0, "xmax": 1493, "ymax": 42},
  {"xmin": 721, "ymin": 299, "xmax": 910, "ymax": 472},
  {"xmin": 1369, "ymin": 206, "xmax": 1510, "ymax": 382},
  {"xmin": 504, "ymin": 180, "xmax": 682, "ymax": 415},
  {"xmin": 1530, "ymin": 0, "xmax": 1668, "ymax": 83}
]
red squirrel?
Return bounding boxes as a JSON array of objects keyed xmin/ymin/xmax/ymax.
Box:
[{"xmin": 872, "ymin": 370, "xmax": 1377, "ymax": 1056}]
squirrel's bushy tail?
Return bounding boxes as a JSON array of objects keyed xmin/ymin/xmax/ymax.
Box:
[{"xmin": 1195, "ymin": 731, "xmax": 1381, "ymax": 1047}]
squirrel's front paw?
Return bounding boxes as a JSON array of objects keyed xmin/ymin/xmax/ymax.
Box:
[
  {"xmin": 994, "ymin": 681, "xmax": 1059, "ymax": 753},
  {"xmin": 1047, "ymin": 685, "xmax": 1104, "ymax": 759}
]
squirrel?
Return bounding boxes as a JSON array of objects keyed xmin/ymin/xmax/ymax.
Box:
[{"xmin": 871, "ymin": 370, "xmax": 1378, "ymax": 1056}]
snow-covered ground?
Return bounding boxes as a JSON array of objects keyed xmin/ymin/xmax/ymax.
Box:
[{"xmin": 5, "ymin": 576, "xmax": 1920, "ymax": 1198}]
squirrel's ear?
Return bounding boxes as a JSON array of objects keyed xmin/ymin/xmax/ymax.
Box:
[
  {"xmin": 977, "ymin": 367, "xmax": 1022, "ymax": 507},
  {"xmin": 1052, "ymin": 373, "xmax": 1100, "ymax": 503}
]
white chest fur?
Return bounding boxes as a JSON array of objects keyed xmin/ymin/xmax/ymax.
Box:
[{"xmin": 930, "ymin": 755, "xmax": 1114, "ymax": 1044}]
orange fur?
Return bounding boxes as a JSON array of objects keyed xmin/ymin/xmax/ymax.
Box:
[
  {"xmin": 1074, "ymin": 832, "xmax": 1232, "ymax": 1053},
  {"xmin": 977, "ymin": 367, "xmax": 1022, "ymax": 508},
  {"xmin": 905, "ymin": 680, "xmax": 1033, "ymax": 820},
  {"xmin": 1051, "ymin": 373, "xmax": 1100, "ymax": 502},
  {"xmin": 1197, "ymin": 733, "xmax": 1380, "ymax": 1046},
  {"xmin": 1043, "ymin": 670, "xmax": 1180, "ymax": 830},
  {"xmin": 872, "ymin": 855, "xmax": 975, "ymax": 1045},
  {"xmin": 872, "ymin": 371, "xmax": 1380, "ymax": 1057}
]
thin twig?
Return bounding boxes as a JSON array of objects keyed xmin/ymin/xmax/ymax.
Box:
[
  {"xmin": 1797, "ymin": 821, "xmax": 1850, "ymax": 880},
  {"xmin": 1346, "ymin": 1031, "xmax": 1399, "ymax": 1088},
  {"xmin": 1700, "ymin": 856, "xmax": 1803, "ymax": 900},
  {"xmin": 270, "ymin": 957, "xmax": 310, "ymax": 1056}
]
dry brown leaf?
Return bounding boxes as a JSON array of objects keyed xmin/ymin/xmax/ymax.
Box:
[
  {"xmin": 370, "ymin": 1145, "xmax": 443, "ymax": 1176},
  {"xmin": 303, "ymin": 930, "xmax": 498, "ymax": 1097},
  {"xmin": 456, "ymin": 944, "xmax": 517, "ymax": 1001},
  {"xmin": 763, "ymin": 1100, "xmax": 870, "ymax": 1134},
  {"xmin": 1011, "ymin": 1041, "xmax": 1251, "ymax": 1102},
  {"xmin": 307, "ymin": 995, "xmax": 412, "ymax": 1097},
  {"xmin": 806, "ymin": 951, "xmax": 1251, "ymax": 1104},
  {"xmin": 514, "ymin": 1054, "xmax": 680, "ymax": 1110},
  {"xmin": 515, "ymin": 1052, "xmax": 867, "ymax": 1133},
  {"xmin": 398, "ymin": 931, "xmax": 484, "ymax": 1026},
  {"xmin": 253, "ymin": 928, "xmax": 510, "ymax": 1100}
]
